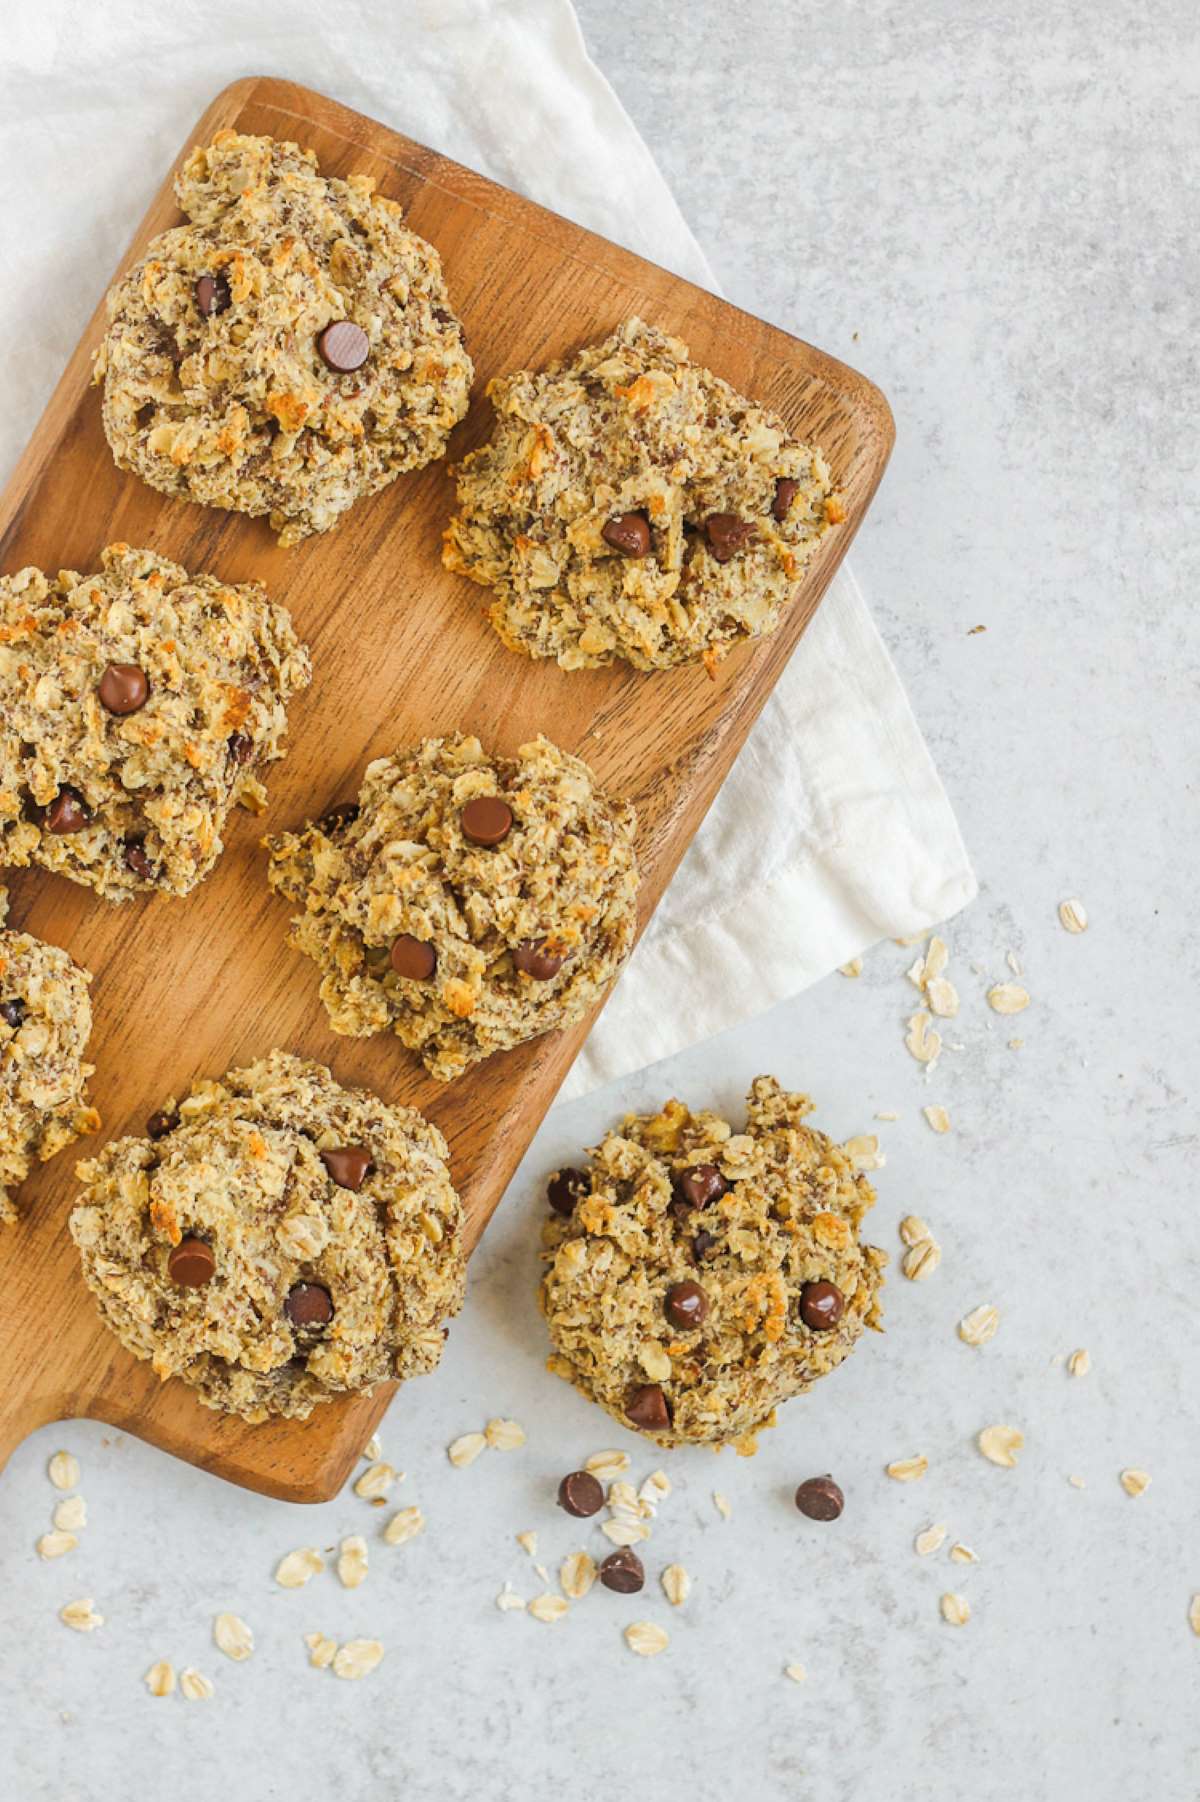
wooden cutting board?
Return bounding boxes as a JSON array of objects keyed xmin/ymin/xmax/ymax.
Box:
[{"xmin": 0, "ymin": 77, "xmax": 892, "ymax": 1502}]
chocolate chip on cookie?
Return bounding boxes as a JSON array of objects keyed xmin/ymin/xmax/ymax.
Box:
[
  {"xmin": 98, "ymin": 663, "xmax": 150, "ymax": 715},
  {"xmin": 703, "ymin": 513, "xmax": 755, "ymax": 563},
  {"xmin": 557, "ymin": 1469, "xmax": 605, "ymax": 1518},
  {"xmin": 513, "ymin": 939, "xmax": 565, "ymax": 981},
  {"xmin": 123, "ymin": 838, "xmax": 156, "ymax": 881},
  {"xmin": 390, "ymin": 935, "xmax": 437, "ymax": 980},
  {"xmin": 44, "ymin": 788, "xmax": 91, "ymax": 835},
  {"xmin": 0, "ymin": 998, "xmax": 25, "ymax": 1029},
  {"xmin": 285, "ymin": 1282, "xmax": 334, "ymax": 1328},
  {"xmin": 228, "ymin": 732, "xmax": 254, "ymax": 765},
  {"xmin": 318, "ymin": 320, "xmax": 370, "ymax": 372},
  {"xmin": 625, "ymin": 1382, "xmax": 671, "ymax": 1432},
  {"xmin": 547, "ymin": 1167, "xmax": 589, "ymax": 1218},
  {"xmin": 319, "ymin": 802, "xmax": 360, "ymax": 834},
  {"xmin": 195, "ymin": 274, "xmax": 231, "ymax": 317},
  {"xmin": 794, "ymin": 1474, "xmax": 844, "ymax": 1521},
  {"xmin": 167, "ymin": 1235, "xmax": 215, "ymax": 1288},
  {"xmin": 601, "ymin": 511, "xmax": 652, "ymax": 558},
  {"xmin": 691, "ymin": 1229, "xmax": 716, "ymax": 1262},
  {"xmin": 320, "ymin": 1146, "xmax": 373, "ymax": 1191},
  {"xmin": 799, "ymin": 1280, "xmax": 845, "ymax": 1330},
  {"xmin": 665, "ymin": 1280, "xmax": 708, "ymax": 1329},
  {"xmin": 599, "ymin": 1547, "xmax": 645, "ymax": 1593},
  {"xmin": 772, "ymin": 477, "xmax": 799, "ymax": 521},
  {"xmin": 460, "ymin": 796, "xmax": 514, "ymax": 846},
  {"xmin": 672, "ymin": 1163, "xmax": 728, "ymax": 1210},
  {"xmin": 146, "ymin": 1109, "xmax": 179, "ymax": 1140}
]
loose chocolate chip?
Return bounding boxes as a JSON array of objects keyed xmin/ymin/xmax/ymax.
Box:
[
  {"xmin": 285, "ymin": 1282, "xmax": 334, "ymax": 1328},
  {"xmin": 390, "ymin": 934, "xmax": 437, "ymax": 980},
  {"xmin": 228, "ymin": 732, "xmax": 254, "ymax": 765},
  {"xmin": 601, "ymin": 511, "xmax": 652, "ymax": 558},
  {"xmin": 664, "ymin": 1280, "xmax": 709, "ymax": 1330},
  {"xmin": 320, "ymin": 1146, "xmax": 373, "ymax": 1191},
  {"xmin": 599, "ymin": 1547, "xmax": 645, "ymax": 1594},
  {"xmin": 0, "ymin": 999, "xmax": 25, "ymax": 1029},
  {"xmin": 772, "ymin": 477, "xmax": 800, "ymax": 522},
  {"xmin": 43, "ymin": 787, "xmax": 90, "ymax": 834},
  {"xmin": 625, "ymin": 1382, "xmax": 671, "ymax": 1433},
  {"xmin": 547, "ymin": 1167, "xmax": 588, "ymax": 1217},
  {"xmin": 691, "ymin": 1229, "xmax": 716, "ymax": 1262},
  {"xmin": 460, "ymin": 795, "xmax": 514, "ymax": 847},
  {"xmin": 513, "ymin": 939, "xmax": 565, "ymax": 981},
  {"xmin": 795, "ymin": 1474, "xmax": 844, "ymax": 1521},
  {"xmin": 98, "ymin": 662, "xmax": 150, "ymax": 715},
  {"xmin": 167, "ymin": 1235, "xmax": 215, "ymax": 1287},
  {"xmin": 703, "ymin": 513, "xmax": 755, "ymax": 563},
  {"xmin": 557, "ymin": 1470, "xmax": 604, "ymax": 1518},
  {"xmin": 146, "ymin": 1110, "xmax": 179, "ymax": 1140},
  {"xmin": 124, "ymin": 838, "xmax": 155, "ymax": 882},
  {"xmin": 672, "ymin": 1163, "xmax": 728, "ymax": 1211},
  {"xmin": 318, "ymin": 802, "xmax": 360, "ymax": 834},
  {"xmin": 318, "ymin": 320, "xmax": 370, "ymax": 372},
  {"xmin": 799, "ymin": 1279, "xmax": 845, "ymax": 1331},
  {"xmin": 195, "ymin": 274, "xmax": 231, "ymax": 317}
]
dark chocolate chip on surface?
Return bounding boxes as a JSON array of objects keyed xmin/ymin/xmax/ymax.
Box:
[
  {"xmin": 146, "ymin": 1109, "xmax": 179, "ymax": 1140},
  {"xmin": 167, "ymin": 1235, "xmax": 215, "ymax": 1287},
  {"xmin": 795, "ymin": 1475, "xmax": 844, "ymax": 1521},
  {"xmin": 390, "ymin": 934, "xmax": 437, "ymax": 980},
  {"xmin": 320, "ymin": 1146, "xmax": 373, "ymax": 1191},
  {"xmin": 0, "ymin": 999, "xmax": 25, "ymax": 1029},
  {"xmin": 772, "ymin": 477, "xmax": 799, "ymax": 521},
  {"xmin": 625, "ymin": 1382, "xmax": 671, "ymax": 1432},
  {"xmin": 664, "ymin": 1280, "xmax": 709, "ymax": 1330},
  {"xmin": 319, "ymin": 802, "xmax": 360, "ymax": 834},
  {"xmin": 799, "ymin": 1279, "xmax": 845, "ymax": 1330},
  {"xmin": 285, "ymin": 1282, "xmax": 334, "ymax": 1328},
  {"xmin": 599, "ymin": 1547, "xmax": 645, "ymax": 1594},
  {"xmin": 557, "ymin": 1470, "xmax": 605, "ymax": 1518},
  {"xmin": 228, "ymin": 732, "xmax": 254, "ymax": 765},
  {"xmin": 43, "ymin": 788, "xmax": 90, "ymax": 834},
  {"xmin": 703, "ymin": 513, "xmax": 755, "ymax": 563},
  {"xmin": 98, "ymin": 663, "xmax": 150, "ymax": 715},
  {"xmin": 672, "ymin": 1163, "xmax": 728, "ymax": 1211},
  {"xmin": 460, "ymin": 796, "xmax": 514, "ymax": 847},
  {"xmin": 691, "ymin": 1229, "xmax": 716, "ymax": 1262},
  {"xmin": 318, "ymin": 320, "xmax": 370, "ymax": 372},
  {"xmin": 195, "ymin": 274, "xmax": 231, "ymax": 317},
  {"xmin": 124, "ymin": 839, "xmax": 155, "ymax": 881},
  {"xmin": 601, "ymin": 511, "xmax": 652, "ymax": 558},
  {"xmin": 547, "ymin": 1167, "xmax": 588, "ymax": 1217},
  {"xmin": 513, "ymin": 939, "xmax": 565, "ymax": 981}
]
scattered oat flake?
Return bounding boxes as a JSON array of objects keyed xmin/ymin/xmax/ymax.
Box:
[
  {"xmin": 1006, "ymin": 950, "xmax": 1023, "ymax": 977},
  {"xmin": 978, "ymin": 1425, "xmax": 1024, "ymax": 1468},
  {"xmin": 899, "ymin": 1214, "xmax": 933, "ymax": 1246},
  {"xmin": 514, "ymin": 1530, "xmax": 538, "ymax": 1558},
  {"xmin": 53, "ymin": 1495, "xmax": 87, "ymax": 1532},
  {"xmin": 485, "ymin": 1417, "xmax": 526, "ymax": 1451},
  {"xmin": 949, "ymin": 1543, "xmax": 979, "ymax": 1565},
  {"xmin": 333, "ymin": 1639, "xmax": 385, "ymax": 1680},
  {"xmin": 528, "ymin": 1593, "xmax": 569, "ymax": 1624},
  {"xmin": 876, "ymin": 1109, "xmax": 900, "ymax": 1121},
  {"xmin": 844, "ymin": 1133, "xmax": 885, "ymax": 1171},
  {"xmin": 1189, "ymin": 1595, "xmax": 1200, "ymax": 1637},
  {"xmin": 144, "ymin": 1660, "xmax": 176, "ymax": 1696},
  {"xmin": 661, "ymin": 1564, "xmax": 690, "ymax": 1607},
  {"xmin": 940, "ymin": 1593, "xmax": 970, "ymax": 1627},
  {"xmin": 1008, "ymin": 1037, "xmax": 1023, "ymax": 1050},
  {"xmin": 905, "ymin": 1011, "xmax": 942, "ymax": 1066},
  {"xmin": 1120, "ymin": 1469, "xmax": 1151, "ymax": 1499},
  {"xmin": 305, "ymin": 1631, "xmax": 337, "ymax": 1668},
  {"xmin": 915, "ymin": 1523, "xmax": 948, "ymax": 1557},
  {"xmin": 585, "ymin": 1450, "xmax": 630, "ymax": 1480},
  {"xmin": 1068, "ymin": 1474, "xmax": 1086, "ymax": 1489},
  {"xmin": 784, "ymin": 1663, "xmax": 807, "ymax": 1683},
  {"xmin": 639, "ymin": 1470, "xmax": 672, "ymax": 1510},
  {"xmin": 354, "ymin": 1461, "xmax": 397, "ymax": 1501},
  {"xmin": 922, "ymin": 1104, "xmax": 951, "ymax": 1135},
  {"xmin": 213, "ymin": 1612, "xmax": 254, "ymax": 1661},
  {"xmin": 602, "ymin": 1517, "xmax": 650, "ymax": 1547},
  {"xmin": 839, "ymin": 957, "xmax": 863, "ymax": 977},
  {"xmin": 59, "ymin": 1597, "xmax": 103, "ymax": 1633},
  {"xmin": 713, "ymin": 1491, "xmax": 732, "ymax": 1520},
  {"xmin": 902, "ymin": 1239, "xmax": 941, "ymax": 1281},
  {"xmin": 925, "ymin": 977, "xmax": 959, "ymax": 1019},
  {"xmin": 48, "ymin": 1451, "xmax": 80, "ymax": 1492},
  {"xmin": 560, "ymin": 1552, "xmax": 597, "ymax": 1600},
  {"xmin": 624, "ymin": 1620, "xmax": 669, "ymax": 1658},
  {"xmin": 275, "ymin": 1547, "xmax": 325, "ymax": 1588},
  {"xmin": 37, "ymin": 1531, "xmax": 77, "ymax": 1560},
  {"xmin": 1068, "ymin": 1348, "xmax": 1091, "ymax": 1377},
  {"xmin": 362, "ymin": 1433, "xmax": 382, "ymax": 1462},
  {"xmin": 987, "ymin": 982, "xmax": 1029, "ymax": 1015},
  {"xmin": 959, "ymin": 1305, "xmax": 1000, "ymax": 1346},
  {"xmin": 1059, "ymin": 898, "xmax": 1088, "ymax": 934},
  {"xmin": 886, "ymin": 1456, "xmax": 928, "ymax": 1483},
  {"xmin": 448, "ymin": 1432, "xmax": 487, "ymax": 1468},
  {"xmin": 338, "ymin": 1535, "xmax": 369, "ymax": 1589},
  {"xmin": 533, "ymin": 1562, "xmax": 550, "ymax": 1582},
  {"xmin": 496, "ymin": 1583, "xmax": 526, "ymax": 1613},
  {"xmin": 384, "ymin": 1505, "xmax": 425, "ymax": 1546}
]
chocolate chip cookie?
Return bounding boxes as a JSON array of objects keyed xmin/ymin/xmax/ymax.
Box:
[
  {"xmin": 540, "ymin": 1077, "xmax": 885, "ymax": 1449},
  {"xmin": 0, "ymin": 889, "xmax": 99, "ymax": 1225},
  {"xmin": 70, "ymin": 1050, "xmax": 464, "ymax": 1422},
  {"xmin": 443, "ymin": 317, "xmax": 843, "ymax": 670},
  {"xmin": 264, "ymin": 733, "xmax": 639, "ymax": 1082},
  {"xmin": 95, "ymin": 130, "xmax": 472, "ymax": 545},
  {"xmin": 0, "ymin": 543, "xmax": 310, "ymax": 901}
]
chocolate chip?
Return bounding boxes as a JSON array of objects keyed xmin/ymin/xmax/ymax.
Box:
[
  {"xmin": 703, "ymin": 513, "xmax": 755, "ymax": 563},
  {"xmin": 460, "ymin": 796, "xmax": 514, "ymax": 847},
  {"xmin": 513, "ymin": 939, "xmax": 565, "ymax": 981},
  {"xmin": 98, "ymin": 662, "xmax": 150, "ymax": 715},
  {"xmin": 672, "ymin": 1163, "xmax": 728, "ymax": 1211},
  {"xmin": 772, "ymin": 477, "xmax": 799, "ymax": 521},
  {"xmin": 599, "ymin": 1547, "xmax": 645, "ymax": 1594},
  {"xmin": 195, "ymin": 274, "xmax": 231, "ymax": 317},
  {"xmin": 625, "ymin": 1382, "xmax": 671, "ymax": 1432},
  {"xmin": 557, "ymin": 1470, "xmax": 604, "ymax": 1518},
  {"xmin": 390, "ymin": 934, "xmax": 437, "ymax": 980},
  {"xmin": 43, "ymin": 787, "xmax": 90, "ymax": 834},
  {"xmin": 601, "ymin": 511, "xmax": 652, "ymax": 557},
  {"xmin": 124, "ymin": 838, "xmax": 155, "ymax": 881},
  {"xmin": 691, "ymin": 1230, "xmax": 716, "ymax": 1262},
  {"xmin": 794, "ymin": 1474, "xmax": 844, "ymax": 1521},
  {"xmin": 547, "ymin": 1167, "xmax": 588, "ymax": 1217},
  {"xmin": 318, "ymin": 320, "xmax": 369, "ymax": 372},
  {"xmin": 320, "ymin": 1146, "xmax": 373, "ymax": 1191},
  {"xmin": 167, "ymin": 1235, "xmax": 214, "ymax": 1287},
  {"xmin": 146, "ymin": 1110, "xmax": 179, "ymax": 1140},
  {"xmin": 228, "ymin": 732, "xmax": 254, "ymax": 765},
  {"xmin": 664, "ymin": 1280, "xmax": 708, "ymax": 1330},
  {"xmin": 319, "ymin": 802, "xmax": 360, "ymax": 834},
  {"xmin": 0, "ymin": 999, "xmax": 25, "ymax": 1029},
  {"xmin": 799, "ymin": 1280, "xmax": 845, "ymax": 1330},
  {"xmin": 285, "ymin": 1282, "xmax": 334, "ymax": 1328}
]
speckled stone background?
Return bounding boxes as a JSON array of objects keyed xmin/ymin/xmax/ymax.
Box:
[{"xmin": 3, "ymin": 3, "xmax": 1198, "ymax": 1799}]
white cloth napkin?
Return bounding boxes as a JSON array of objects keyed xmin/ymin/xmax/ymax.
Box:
[{"xmin": 0, "ymin": 0, "xmax": 976, "ymax": 1100}]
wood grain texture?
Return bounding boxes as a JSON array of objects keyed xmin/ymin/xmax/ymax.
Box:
[{"xmin": 0, "ymin": 77, "xmax": 892, "ymax": 1502}]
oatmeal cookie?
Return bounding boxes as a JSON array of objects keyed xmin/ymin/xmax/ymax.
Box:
[
  {"xmin": 95, "ymin": 130, "xmax": 472, "ymax": 544},
  {"xmin": 443, "ymin": 317, "xmax": 843, "ymax": 670},
  {"xmin": 0, "ymin": 889, "xmax": 99, "ymax": 1225},
  {"xmin": 265, "ymin": 733, "xmax": 638, "ymax": 1082},
  {"xmin": 540, "ymin": 1077, "xmax": 885, "ymax": 1448},
  {"xmin": 0, "ymin": 543, "xmax": 310, "ymax": 901},
  {"xmin": 70, "ymin": 1049, "xmax": 464, "ymax": 1422}
]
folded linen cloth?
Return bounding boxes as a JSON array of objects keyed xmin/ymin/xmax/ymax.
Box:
[{"xmin": 0, "ymin": 0, "xmax": 976, "ymax": 1100}]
